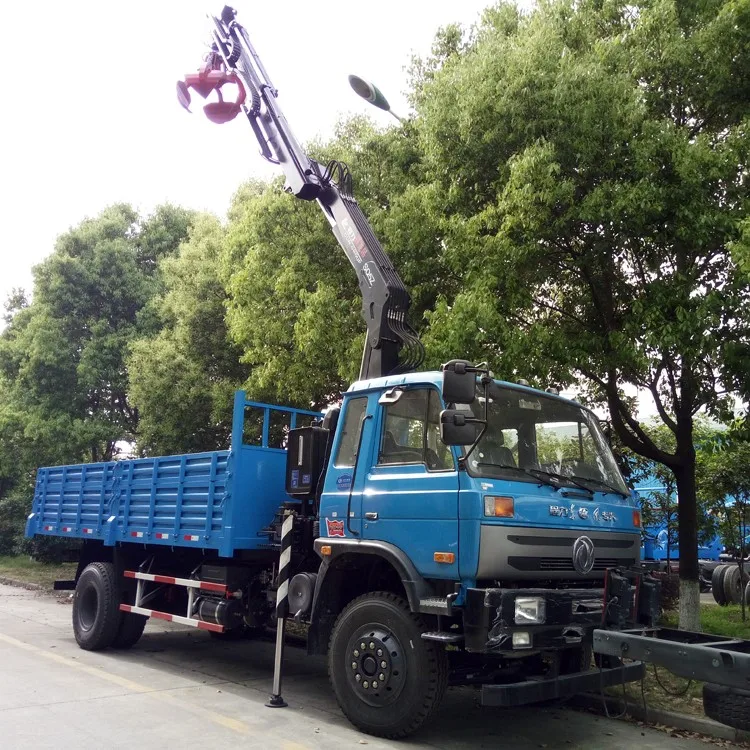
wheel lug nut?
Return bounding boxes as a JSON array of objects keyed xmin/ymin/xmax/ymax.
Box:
[
  {"xmin": 355, "ymin": 674, "xmax": 361, "ymax": 682},
  {"xmin": 351, "ymin": 662, "xmax": 357, "ymax": 670},
  {"xmin": 372, "ymin": 681, "xmax": 378, "ymax": 689},
  {"xmin": 369, "ymin": 641, "xmax": 375, "ymax": 649},
  {"xmin": 379, "ymin": 673, "xmax": 385, "ymax": 681},
  {"xmin": 353, "ymin": 649, "xmax": 360, "ymax": 656},
  {"xmin": 380, "ymin": 660, "xmax": 387, "ymax": 668},
  {"xmin": 377, "ymin": 648, "xmax": 383, "ymax": 656},
  {"xmin": 360, "ymin": 642, "xmax": 366, "ymax": 650},
  {"xmin": 363, "ymin": 681, "xmax": 369, "ymax": 689}
]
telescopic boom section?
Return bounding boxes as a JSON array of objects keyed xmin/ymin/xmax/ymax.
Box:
[{"xmin": 179, "ymin": 5, "xmax": 424, "ymax": 379}]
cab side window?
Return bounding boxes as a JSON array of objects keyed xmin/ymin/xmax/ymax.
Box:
[
  {"xmin": 334, "ymin": 397, "xmax": 368, "ymax": 468},
  {"xmin": 379, "ymin": 389, "xmax": 453, "ymax": 470}
]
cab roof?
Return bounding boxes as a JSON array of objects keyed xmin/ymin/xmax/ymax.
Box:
[{"xmin": 346, "ymin": 370, "xmax": 580, "ymax": 407}]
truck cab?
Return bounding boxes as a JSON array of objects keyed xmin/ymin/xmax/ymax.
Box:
[{"xmin": 312, "ymin": 371, "xmax": 642, "ymax": 656}]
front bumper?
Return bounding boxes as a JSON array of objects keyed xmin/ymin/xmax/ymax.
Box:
[
  {"xmin": 464, "ymin": 586, "xmax": 605, "ymax": 654},
  {"xmin": 480, "ymin": 660, "xmax": 646, "ymax": 706}
]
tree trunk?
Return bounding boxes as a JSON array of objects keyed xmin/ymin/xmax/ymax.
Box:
[{"xmin": 674, "ymin": 462, "xmax": 700, "ymax": 631}]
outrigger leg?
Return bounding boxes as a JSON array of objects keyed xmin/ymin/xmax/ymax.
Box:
[{"xmin": 266, "ymin": 513, "xmax": 294, "ymax": 708}]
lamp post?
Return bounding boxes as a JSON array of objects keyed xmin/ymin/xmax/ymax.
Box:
[{"xmin": 348, "ymin": 75, "xmax": 404, "ymax": 123}]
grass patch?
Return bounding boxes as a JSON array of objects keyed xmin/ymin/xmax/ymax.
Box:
[
  {"xmin": 0, "ymin": 555, "xmax": 77, "ymax": 589},
  {"xmin": 607, "ymin": 603, "xmax": 750, "ymax": 718}
]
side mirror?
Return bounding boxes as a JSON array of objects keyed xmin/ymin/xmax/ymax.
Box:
[
  {"xmin": 442, "ymin": 359, "xmax": 476, "ymax": 404},
  {"xmin": 440, "ymin": 409, "xmax": 481, "ymax": 446}
]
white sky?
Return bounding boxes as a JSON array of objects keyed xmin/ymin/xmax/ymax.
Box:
[{"xmin": 0, "ymin": 0, "xmax": 497, "ymax": 315}]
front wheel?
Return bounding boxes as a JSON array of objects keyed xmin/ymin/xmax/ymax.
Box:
[{"xmin": 328, "ymin": 592, "xmax": 448, "ymax": 739}]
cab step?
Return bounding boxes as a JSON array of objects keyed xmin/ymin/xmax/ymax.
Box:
[
  {"xmin": 418, "ymin": 595, "xmax": 454, "ymax": 616},
  {"xmin": 421, "ymin": 631, "xmax": 463, "ymax": 644}
]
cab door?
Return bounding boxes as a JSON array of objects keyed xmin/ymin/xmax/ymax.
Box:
[{"xmin": 361, "ymin": 387, "xmax": 460, "ymax": 579}]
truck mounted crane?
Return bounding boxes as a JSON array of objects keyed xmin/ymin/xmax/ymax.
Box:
[
  {"xmin": 177, "ymin": 5, "xmax": 423, "ymax": 382},
  {"xmin": 24, "ymin": 6, "xmax": 750, "ymax": 740}
]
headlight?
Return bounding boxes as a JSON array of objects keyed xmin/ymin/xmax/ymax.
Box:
[{"xmin": 515, "ymin": 596, "xmax": 546, "ymax": 624}]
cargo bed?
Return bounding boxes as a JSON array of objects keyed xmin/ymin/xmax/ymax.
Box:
[{"xmin": 25, "ymin": 393, "xmax": 319, "ymax": 557}]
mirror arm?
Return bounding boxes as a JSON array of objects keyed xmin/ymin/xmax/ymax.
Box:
[{"xmin": 458, "ymin": 373, "xmax": 492, "ymax": 467}]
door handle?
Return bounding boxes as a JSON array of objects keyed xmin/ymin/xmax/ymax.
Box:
[{"xmin": 364, "ymin": 512, "xmax": 378, "ymax": 520}]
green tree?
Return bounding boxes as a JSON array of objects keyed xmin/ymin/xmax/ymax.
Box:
[
  {"xmin": 414, "ymin": 0, "xmax": 750, "ymax": 629},
  {"xmin": 221, "ymin": 118, "xmax": 438, "ymax": 409},
  {"xmin": 0, "ymin": 204, "xmax": 193, "ymax": 554},
  {"xmin": 128, "ymin": 214, "xmax": 248, "ymax": 454},
  {"xmin": 698, "ymin": 440, "xmax": 750, "ymax": 618}
]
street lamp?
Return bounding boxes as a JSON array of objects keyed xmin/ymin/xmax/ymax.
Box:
[{"xmin": 348, "ymin": 75, "xmax": 405, "ymax": 123}]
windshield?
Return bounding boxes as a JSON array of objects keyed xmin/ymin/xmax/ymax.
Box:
[{"xmin": 461, "ymin": 383, "xmax": 629, "ymax": 496}]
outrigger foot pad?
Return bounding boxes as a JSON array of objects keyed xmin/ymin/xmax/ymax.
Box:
[{"xmin": 265, "ymin": 694, "xmax": 288, "ymax": 708}]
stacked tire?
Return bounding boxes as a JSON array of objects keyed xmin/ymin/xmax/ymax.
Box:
[
  {"xmin": 712, "ymin": 564, "xmax": 729, "ymax": 605},
  {"xmin": 712, "ymin": 564, "xmax": 750, "ymax": 605},
  {"xmin": 704, "ymin": 683, "xmax": 750, "ymax": 731}
]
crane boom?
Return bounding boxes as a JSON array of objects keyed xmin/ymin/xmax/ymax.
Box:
[{"xmin": 179, "ymin": 6, "xmax": 424, "ymax": 379}]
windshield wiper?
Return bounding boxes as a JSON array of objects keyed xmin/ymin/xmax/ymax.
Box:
[
  {"xmin": 524, "ymin": 468, "xmax": 594, "ymax": 494},
  {"xmin": 475, "ymin": 463, "xmax": 559, "ymax": 489},
  {"xmin": 569, "ymin": 475, "xmax": 629, "ymax": 498}
]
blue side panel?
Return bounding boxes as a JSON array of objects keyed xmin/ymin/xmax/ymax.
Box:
[
  {"xmin": 25, "ymin": 391, "xmax": 321, "ymax": 557},
  {"xmin": 26, "ymin": 451, "xmax": 232, "ymax": 551}
]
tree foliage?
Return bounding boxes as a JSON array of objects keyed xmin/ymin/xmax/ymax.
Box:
[
  {"xmin": 410, "ymin": 0, "xmax": 750, "ymax": 628},
  {"xmin": 0, "ymin": 203, "xmax": 193, "ymax": 554},
  {"xmin": 128, "ymin": 214, "xmax": 248, "ymax": 454}
]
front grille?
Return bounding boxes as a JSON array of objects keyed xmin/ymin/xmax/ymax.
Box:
[{"xmin": 508, "ymin": 556, "xmax": 635, "ymax": 572}]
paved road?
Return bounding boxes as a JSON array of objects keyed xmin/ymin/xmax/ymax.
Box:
[{"xmin": 0, "ymin": 583, "xmax": 734, "ymax": 750}]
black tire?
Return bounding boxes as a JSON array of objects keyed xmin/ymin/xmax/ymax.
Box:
[
  {"xmin": 559, "ymin": 644, "xmax": 593, "ymax": 674},
  {"xmin": 72, "ymin": 562, "xmax": 122, "ymax": 650},
  {"xmin": 328, "ymin": 592, "xmax": 448, "ymax": 739},
  {"xmin": 712, "ymin": 565, "xmax": 729, "ymax": 605},
  {"xmin": 112, "ymin": 611, "xmax": 147, "ymax": 649},
  {"xmin": 703, "ymin": 683, "xmax": 750, "ymax": 731},
  {"xmin": 724, "ymin": 565, "xmax": 744, "ymax": 604}
]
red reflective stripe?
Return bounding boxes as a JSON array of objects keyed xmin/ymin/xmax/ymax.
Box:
[
  {"xmin": 200, "ymin": 581, "xmax": 227, "ymax": 594},
  {"xmin": 196, "ymin": 620, "xmax": 225, "ymax": 633},
  {"xmin": 120, "ymin": 604, "xmax": 133, "ymax": 613},
  {"xmin": 124, "ymin": 571, "xmax": 137, "ymax": 579},
  {"xmin": 150, "ymin": 610, "xmax": 173, "ymax": 623}
]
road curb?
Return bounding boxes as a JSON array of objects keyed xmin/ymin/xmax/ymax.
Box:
[
  {"xmin": 0, "ymin": 576, "xmax": 44, "ymax": 592},
  {"xmin": 572, "ymin": 692, "xmax": 750, "ymax": 744}
]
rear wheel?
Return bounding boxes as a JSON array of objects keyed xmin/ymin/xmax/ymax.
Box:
[
  {"xmin": 112, "ymin": 611, "xmax": 147, "ymax": 649},
  {"xmin": 72, "ymin": 562, "xmax": 121, "ymax": 650},
  {"xmin": 328, "ymin": 592, "xmax": 448, "ymax": 739}
]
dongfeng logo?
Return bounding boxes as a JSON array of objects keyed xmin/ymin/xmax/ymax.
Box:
[{"xmin": 572, "ymin": 535, "xmax": 595, "ymax": 575}]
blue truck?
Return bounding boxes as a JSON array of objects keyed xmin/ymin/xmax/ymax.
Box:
[
  {"xmin": 27, "ymin": 378, "xmax": 649, "ymax": 737},
  {"xmin": 25, "ymin": 7, "xmax": 659, "ymax": 739}
]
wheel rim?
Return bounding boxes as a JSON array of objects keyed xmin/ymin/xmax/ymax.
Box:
[
  {"xmin": 345, "ymin": 625, "xmax": 406, "ymax": 707},
  {"xmin": 78, "ymin": 584, "xmax": 98, "ymax": 632}
]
